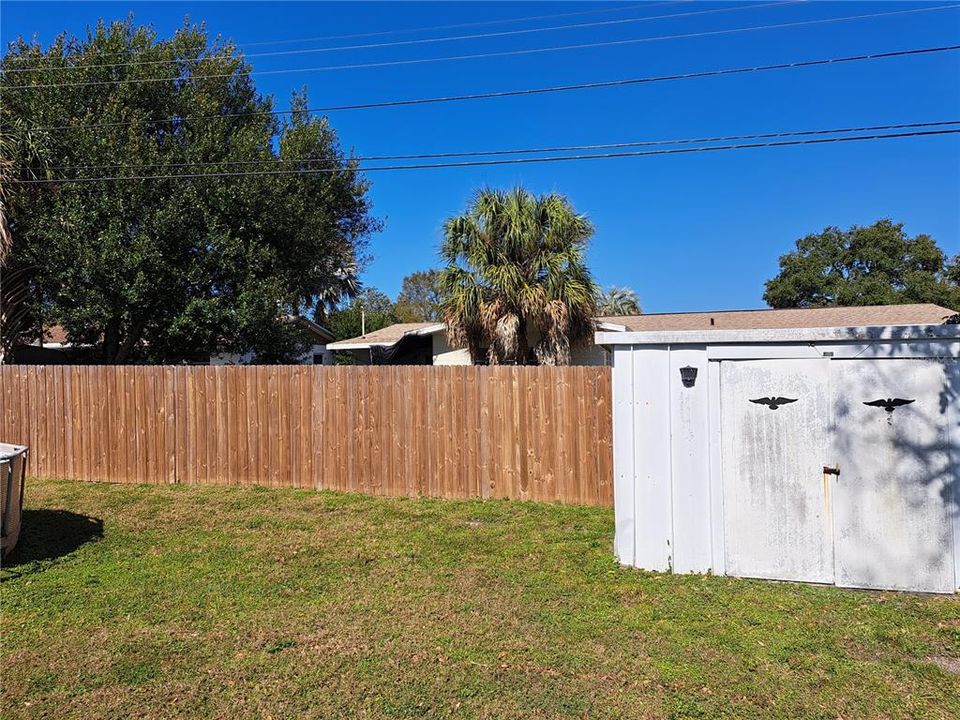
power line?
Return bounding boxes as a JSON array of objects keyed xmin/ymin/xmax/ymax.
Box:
[
  {"xmin": 13, "ymin": 0, "xmax": 676, "ymax": 62},
  {"xmin": 235, "ymin": 1, "xmax": 680, "ymax": 48},
  {"xmin": 43, "ymin": 121, "xmax": 960, "ymax": 172},
  {"xmin": 18, "ymin": 128, "xmax": 960, "ymax": 184},
  {"xmin": 7, "ymin": 4, "xmax": 956, "ymax": 90},
  {"xmin": 25, "ymin": 45, "xmax": 960, "ymax": 133},
  {"xmin": 6, "ymin": 2, "xmax": 800, "ymax": 73}
]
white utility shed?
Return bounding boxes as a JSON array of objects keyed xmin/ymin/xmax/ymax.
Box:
[{"xmin": 596, "ymin": 324, "xmax": 960, "ymax": 594}]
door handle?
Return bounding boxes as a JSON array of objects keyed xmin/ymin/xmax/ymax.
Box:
[{"xmin": 823, "ymin": 465, "xmax": 840, "ymax": 476}]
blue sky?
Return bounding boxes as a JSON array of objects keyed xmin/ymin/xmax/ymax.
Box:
[{"xmin": 3, "ymin": 1, "xmax": 958, "ymax": 312}]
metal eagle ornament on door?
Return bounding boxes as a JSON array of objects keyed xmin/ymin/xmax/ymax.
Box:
[
  {"xmin": 862, "ymin": 398, "xmax": 915, "ymax": 412},
  {"xmin": 749, "ymin": 396, "xmax": 799, "ymax": 410}
]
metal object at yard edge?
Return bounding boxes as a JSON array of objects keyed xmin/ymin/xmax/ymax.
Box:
[{"xmin": 1, "ymin": 443, "xmax": 28, "ymax": 559}]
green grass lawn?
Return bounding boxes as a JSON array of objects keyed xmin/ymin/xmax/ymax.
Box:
[{"xmin": 2, "ymin": 479, "xmax": 959, "ymax": 719}]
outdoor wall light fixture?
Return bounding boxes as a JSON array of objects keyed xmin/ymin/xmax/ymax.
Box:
[{"xmin": 679, "ymin": 366, "xmax": 698, "ymax": 388}]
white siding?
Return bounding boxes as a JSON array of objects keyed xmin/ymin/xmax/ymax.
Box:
[
  {"xmin": 429, "ymin": 330, "xmax": 611, "ymax": 366},
  {"xmin": 630, "ymin": 347, "xmax": 674, "ymax": 571},
  {"xmin": 210, "ymin": 344, "xmax": 331, "ymax": 365},
  {"xmin": 668, "ymin": 346, "xmax": 712, "ymax": 574},
  {"xmin": 611, "ymin": 346, "xmax": 636, "ymax": 565},
  {"xmin": 431, "ymin": 333, "xmax": 472, "ymax": 365}
]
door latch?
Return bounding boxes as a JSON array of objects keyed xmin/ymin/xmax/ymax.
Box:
[{"xmin": 823, "ymin": 465, "xmax": 840, "ymax": 476}]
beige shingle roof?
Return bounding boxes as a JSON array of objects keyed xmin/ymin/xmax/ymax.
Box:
[
  {"xmin": 328, "ymin": 322, "xmax": 439, "ymax": 348},
  {"xmin": 329, "ymin": 304, "xmax": 957, "ymax": 349},
  {"xmin": 44, "ymin": 325, "xmax": 69, "ymax": 344},
  {"xmin": 598, "ymin": 303, "xmax": 957, "ymax": 332}
]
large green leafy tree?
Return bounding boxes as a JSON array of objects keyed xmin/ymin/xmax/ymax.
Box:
[
  {"xmin": 1, "ymin": 19, "xmax": 379, "ymax": 363},
  {"xmin": 326, "ymin": 288, "xmax": 396, "ymax": 341},
  {"xmin": 394, "ymin": 269, "xmax": 442, "ymax": 323},
  {"xmin": 439, "ymin": 187, "xmax": 598, "ymax": 366},
  {"xmin": 764, "ymin": 220, "xmax": 960, "ymax": 311}
]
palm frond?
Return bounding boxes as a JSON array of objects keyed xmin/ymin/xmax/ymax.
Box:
[
  {"xmin": 437, "ymin": 186, "xmax": 598, "ymax": 364},
  {"xmin": 596, "ymin": 286, "xmax": 642, "ymax": 316}
]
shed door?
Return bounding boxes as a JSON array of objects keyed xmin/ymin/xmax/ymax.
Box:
[
  {"xmin": 829, "ymin": 359, "xmax": 957, "ymax": 593},
  {"xmin": 720, "ymin": 359, "xmax": 833, "ymax": 583}
]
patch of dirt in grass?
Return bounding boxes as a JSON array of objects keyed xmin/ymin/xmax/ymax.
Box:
[{"xmin": 926, "ymin": 655, "xmax": 960, "ymax": 675}]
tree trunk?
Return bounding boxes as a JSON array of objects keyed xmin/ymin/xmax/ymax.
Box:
[
  {"xmin": 516, "ymin": 316, "xmax": 529, "ymax": 365},
  {"xmin": 114, "ymin": 318, "xmax": 146, "ymax": 363},
  {"xmin": 103, "ymin": 318, "xmax": 121, "ymax": 363}
]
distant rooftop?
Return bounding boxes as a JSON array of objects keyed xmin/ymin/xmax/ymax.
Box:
[
  {"xmin": 328, "ymin": 304, "xmax": 958, "ymax": 350},
  {"xmin": 327, "ymin": 322, "xmax": 442, "ymax": 349}
]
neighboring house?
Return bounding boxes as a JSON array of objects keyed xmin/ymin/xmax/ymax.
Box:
[
  {"xmin": 14, "ymin": 316, "xmax": 335, "ymax": 365},
  {"xmin": 327, "ymin": 303, "xmax": 958, "ymax": 366},
  {"xmin": 327, "ymin": 321, "xmax": 622, "ymax": 366},
  {"xmin": 210, "ymin": 316, "xmax": 336, "ymax": 366},
  {"xmin": 324, "ymin": 322, "xmax": 450, "ymax": 365},
  {"xmin": 10, "ymin": 325, "xmax": 81, "ymax": 364}
]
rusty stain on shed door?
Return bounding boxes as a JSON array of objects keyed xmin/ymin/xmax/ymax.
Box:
[
  {"xmin": 720, "ymin": 359, "xmax": 834, "ymax": 583},
  {"xmin": 829, "ymin": 359, "xmax": 957, "ymax": 594}
]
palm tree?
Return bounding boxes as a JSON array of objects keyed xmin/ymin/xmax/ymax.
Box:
[
  {"xmin": 0, "ymin": 134, "xmax": 14, "ymax": 263},
  {"xmin": 596, "ymin": 286, "xmax": 642, "ymax": 316},
  {"xmin": 439, "ymin": 187, "xmax": 598, "ymax": 365},
  {"xmin": 0, "ymin": 120, "xmax": 50, "ymax": 363}
]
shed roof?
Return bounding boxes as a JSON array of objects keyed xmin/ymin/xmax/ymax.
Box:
[{"xmin": 597, "ymin": 304, "xmax": 957, "ymax": 332}]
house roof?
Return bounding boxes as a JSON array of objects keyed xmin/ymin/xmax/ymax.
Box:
[
  {"xmin": 327, "ymin": 304, "xmax": 958, "ymax": 350},
  {"xmin": 288, "ymin": 316, "xmax": 335, "ymax": 343},
  {"xmin": 44, "ymin": 325, "xmax": 69, "ymax": 344},
  {"xmin": 36, "ymin": 316, "xmax": 334, "ymax": 349},
  {"xmin": 327, "ymin": 322, "xmax": 444, "ymax": 350},
  {"xmin": 597, "ymin": 304, "xmax": 957, "ymax": 332}
]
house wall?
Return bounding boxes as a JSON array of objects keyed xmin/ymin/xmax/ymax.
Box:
[
  {"xmin": 210, "ymin": 344, "xmax": 333, "ymax": 366},
  {"xmin": 430, "ymin": 330, "xmax": 611, "ymax": 366},
  {"xmin": 606, "ymin": 328, "xmax": 960, "ymax": 593},
  {"xmin": 308, "ymin": 344, "xmax": 335, "ymax": 366},
  {"xmin": 210, "ymin": 351, "xmax": 254, "ymax": 366},
  {"xmin": 431, "ymin": 333, "xmax": 472, "ymax": 365},
  {"xmin": 570, "ymin": 345, "xmax": 610, "ymax": 366}
]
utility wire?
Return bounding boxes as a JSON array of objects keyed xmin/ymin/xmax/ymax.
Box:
[
  {"xmin": 43, "ymin": 121, "xmax": 960, "ymax": 172},
  {"xmin": 7, "ymin": 4, "xmax": 956, "ymax": 90},
  {"xmin": 18, "ymin": 128, "xmax": 960, "ymax": 184},
  {"xmin": 10, "ymin": 0, "xmax": 677, "ymax": 64},
  {"xmin": 6, "ymin": 1, "xmax": 799, "ymax": 72},
  {"xmin": 235, "ymin": 1, "xmax": 681, "ymax": 48},
  {"xmin": 25, "ymin": 45, "xmax": 960, "ymax": 133}
]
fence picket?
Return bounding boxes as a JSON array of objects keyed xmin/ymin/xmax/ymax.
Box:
[{"xmin": 1, "ymin": 365, "xmax": 612, "ymax": 506}]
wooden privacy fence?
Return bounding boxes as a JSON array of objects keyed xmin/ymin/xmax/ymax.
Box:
[{"xmin": 0, "ymin": 365, "xmax": 613, "ymax": 506}]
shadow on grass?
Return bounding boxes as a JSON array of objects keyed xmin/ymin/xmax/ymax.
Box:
[{"xmin": 2, "ymin": 509, "xmax": 103, "ymax": 576}]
